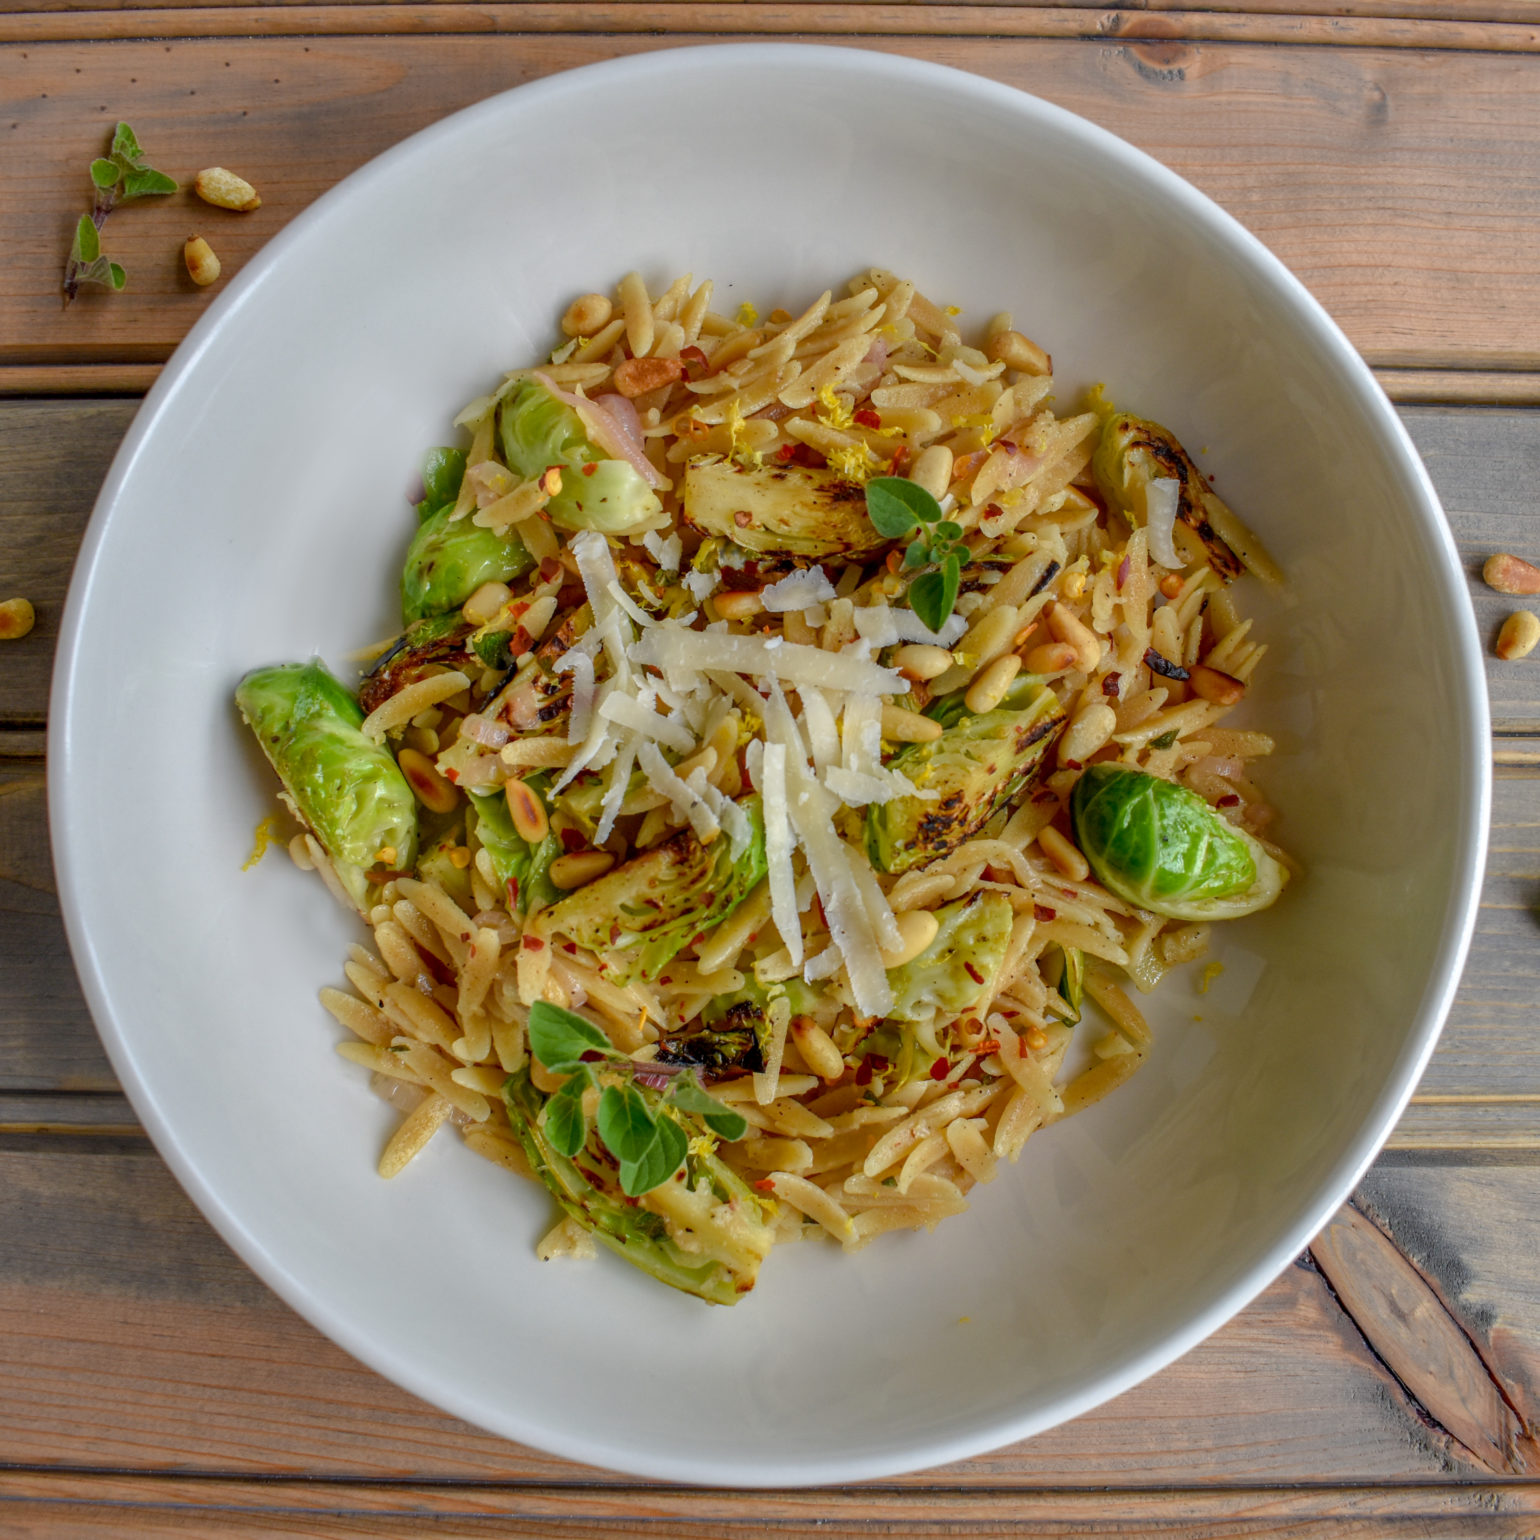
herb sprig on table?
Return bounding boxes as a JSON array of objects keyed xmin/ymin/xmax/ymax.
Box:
[
  {"xmin": 864, "ymin": 476, "xmax": 973, "ymax": 631},
  {"xmin": 62, "ymin": 122, "xmax": 178, "ymax": 304},
  {"xmin": 526, "ymin": 1001, "xmax": 747, "ymax": 1196}
]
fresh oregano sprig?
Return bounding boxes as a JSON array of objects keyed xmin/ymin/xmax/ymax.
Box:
[
  {"xmin": 526, "ymin": 1001, "xmax": 747, "ymax": 1196},
  {"xmin": 63, "ymin": 122, "xmax": 178, "ymax": 305},
  {"xmin": 864, "ymin": 476, "xmax": 972, "ymax": 633}
]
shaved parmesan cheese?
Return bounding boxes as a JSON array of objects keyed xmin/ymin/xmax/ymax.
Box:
[
  {"xmin": 760, "ymin": 742, "xmax": 801, "ymax": 968},
  {"xmin": 841, "ymin": 838, "xmax": 903, "ymax": 953},
  {"xmin": 803, "ymin": 947, "xmax": 844, "ymax": 983},
  {"xmin": 852, "ymin": 603, "xmax": 968, "ymax": 649},
  {"xmin": 1146, "ymin": 477, "xmax": 1182, "ymax": 569},
  {"xmin": 682, "ymin": 567, "xmax": 720, "ymax": 603},
  {"xmin": 595, "ymin": 738, "xmax": 635, "ymax": 843},
  {"xmin": 642, "ymin": 530, "xmax": 682, "ymax": 572},
  {"xmin": 761, "ymin": 568, "xmax": 837, "ymax": 612},
  {"xmin": 824, "ymin": 766, "xmax": 900, "ymax": 805},
  {"xmin": 557, "ymin": 649, "xmax": 595, "ymax": 746},
  {"xmin": 606, "ymin": 580, "xmax": 654, "ymax": 629},
  {"xmin": 599, "ymin": 691, "xmax": 695, "ymax": 754},
  {"xmin": 635, "ymin": 624, "xmax": 904, "ymax": 697},
  {"xmin": 798, "ymin": 684, "xmax": 841, "ymax": 774}
]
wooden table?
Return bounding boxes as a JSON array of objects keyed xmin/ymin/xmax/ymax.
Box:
[{"xmin": 5, "ymin": 5, "xmax": 1540, "ymax": 1534}]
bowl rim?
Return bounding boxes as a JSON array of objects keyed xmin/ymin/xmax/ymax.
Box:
[{"xmin": 48, "ymin": 41, "xmax": 1492, "ymax": 1486}]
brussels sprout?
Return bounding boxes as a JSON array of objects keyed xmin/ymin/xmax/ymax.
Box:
[
  {"xmin": 1041, "ymin": 942, "xmax": 1085, "ymax": 1025},
  {"xmin": 683, "ymin": 459, "xmax": 890, "ymax": 559},
  {"xmin": 417, "ymin": 829, "xmax": 474, "ymax": 912},
  {"xmin": 235, "ymin": 660, "xmax": 418, "ymax": 910},
  {"xmin": 868, "ymin": 688, "xmax": 1065, "ymax": 875},
  {"xmin": 1092, "ymin": 412, "xmax": 1244, "ymax": 582},
  {"xmin": 467, "ymin": 782, "xmax": 560, "ymax": 915},
  {"xmin": 418, "ymin": 446, "xmax": 466, "ymax": 517},
  {"xmin": 1071, "ymin": 763, "xmax": 1286, "ymax": 921},
  {"xmin": 358, "ymin": 613, "xmax": 474, "ymax": 716},
  {"xmin": 542, "ymin": 798, "xmax": 768, "ymax": 981},
  {"xmin": 401, "ymin": 504, "xmax": 534, "ymax": 626},
  {"xmin": 886, "ymin": 892, "xmax": 1014, "ymax": 1024},
  {"xmin": 498, "ymin": 379, "xmax": 662, "ymax": 534},
  {"xmin": 658, "ymin": 978, "xmax": 815, "ymax": 1078},
  {"xmin": 504, "ymin": 1069, "xmax": 774, "ymax": 1305}
]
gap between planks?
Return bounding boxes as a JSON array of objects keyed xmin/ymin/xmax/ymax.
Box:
[
  {"xmin": 4, "ymin": 4, "xmax": 1540, "ymax": 46},
  {"xmin": 6, "ymin": 365, "xmax": 1540, "ymax": 406}
]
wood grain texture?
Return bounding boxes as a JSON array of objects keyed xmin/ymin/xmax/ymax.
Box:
[
  {"xmin": 0, "ymin": 1147, "xmax": 1535, "ymax": 1487},
  {"xmin": 4, "ymin": 37, "xmax": 1540, "ymax": 370}
]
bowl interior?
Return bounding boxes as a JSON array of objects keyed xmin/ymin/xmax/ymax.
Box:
[{"xmin": 51, "ymin": 45, "xmax": 1486, "ymax": 1485}]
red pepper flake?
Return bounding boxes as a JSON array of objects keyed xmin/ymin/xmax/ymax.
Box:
[
  {"xmin": 1034, "ymin": 903, "xmax": 1057, "ymax": 922},
  {"xmin": 964, "ymin": 962, "xmax": 984, "ymax": 984},
  {"xmin": 538, "ymin": 557, "xmax": 563, "ymax": 583},
  {"xmin": 443, "ymin": 767, "xmax": 459, "ymax": 783},
  {"xmin": 559, "ymin": 828, "xmax": 586, "ymax": 852},
  {"xmin": 855, "ymin": 1059, "xmax": 875, "ymax": 1086},
  {"xmin": 984, "ymin": 503, "xmax": 1004, "ymax": 523},
  {"xmin": 887, "ymin": 445, "xmax": 910, "ymax": 475},
  {"xmin": 776, "ymin": 443, "xmax": 796, "ymax": 462},
  {"xmin": 886, "ymin": 549, "xmax": 902, "ymax": 574},
  {"xmin": 1218, "ymin": 793, "xmax": 1242, "ymax": 807},
  {"xmin": 929, "ymin": 1057, "xmax": 950, "ymax": 1081},
  {"xmin": 563, "ymin": 941, "xmax": 577, "ymax": 953},
  {"xmin": 506, "ymin": 877, "xmax": 519, "ymax": 906},
  {"xmin": 977, "ymin": 1039, "xmax": 999, "ymax": 1055},
  {"xmin": 510, "ymin": 627, "xmax": 533, "ymax": 654},
  {"xmin": 754, "ymin": 1178, "xmax": 777, "ymax": 1192},
  {"xmin": 680, "ymin": 344, "xmax": 710, "ymax": 380},
  {"xmin": 581, "ymin": 462, "xmax": 598, "ymax": 478},
  {"xmin": 1118, "ymin": 556, "xmax": 1131, "ymax": 589},
  {"xmin": 1101, "ymin": 672, "xmax": 1122, "ymax": 698},
  {"xmin": 521, "ymin": 935, "xmax": 544, "ymax": 952},
  {"xmin": 853, "ymin": 407, "xmax": 881, "ymax": 429}
]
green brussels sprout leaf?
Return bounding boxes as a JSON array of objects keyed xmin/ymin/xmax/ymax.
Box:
[
  {"xmin": 401, "ymin": 503, "xmax": 533, "ymax": 625},
  {"xmin": 420, "ymin": 446, "xmax": 466, "ymax": 512}
]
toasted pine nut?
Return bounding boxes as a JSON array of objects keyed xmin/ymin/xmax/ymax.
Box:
[
  {"xmin": 0, "ymin": 597, "xmax": 35, "ymax": 640},
  {"xmin": 881, "ymin": 705, "xmax": 943, "ymax": 743},
  {"xmin": 562, "ymin": 292, "xmax": 613, "ymax": 338},
  {"xmin": 193, "ymin": 166, "xmax": 261, "ymax": 211},
  {"xmin": 1484, "ymin": 553, "xmax": 1540, "ymax": 595},
  {"xmin": 1060, "ymin": 570, "xmax": 1087, "ymax": 600},
  {"xmin": 398, "ymin": 748, "xmax": 459, "ymax": 813},
  {"xmin": 713, "ymin": 589, "xmax": 764, "ymax": 621},
  {"xmin": 1158, "ymin": 574, "xmax": 1185, "ymax": 599},
  {"xmin": 965, "ymin": 654, "xmax": 1022, "ymax": 714},
  {"xmin": 879, "ymin": 908, "xmax": 940, "ymax": 968},
  {"xmin": 1046, "ymin": 602, "xmax": 1101, "ymax": 673},
  {"xmin": 791, "ymin": 1017, "xmax": 845, "ymax": 1082},
  {"xmin": 519, "ymin": 593, "xmax": 558, "ymax": 645},
  {"xmin": 1038, "ymin": 825, "xmax": 1089, "ymax": 883},
  {"xmin": 893, "ymin": 643, "xmax": 954, "ymax": 681},
  {"xmin": 1497, "ymin": 609, "xmax": 1540, "ymax": 661},
  {"xmin": 910, "ymin": 445, "xmax": 954, "ymax": 501},
  {"xmin": 538, "ymin": 466, "xmax": 563, "ymax": 497},
  {"xmin": 184, "ymin": 235, "xmax": 221, "ymax": 287},
  {"xmin": 504, "ymin": 777, "xmax": 549, "ymax": 843},
  {"xmin": 615, "ymin": 356, "xmax": 685, "ymax": 398},
  {"xmin": 1024, "ymin": 641, "xmax": 1079, "ymax": 675},
  {"xmin": 986, "ymin": 328, "xmax": 1052, "ymax": 377},
  {"xmin": 1058, "ymin": 702, "xmax": 1117, "ymax": 766},
  {"xmin": 462, "ymin": 580, "xmax": 511, "ymax": 627},
  {"xmin": 1188, "ymin": 663, "xmax": 1246, "ymax": 706},
  {"xmin": 549, "ymin": 850, "xmax": 616, "ymax": 889}
]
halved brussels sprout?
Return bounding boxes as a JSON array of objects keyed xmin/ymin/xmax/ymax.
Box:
[
  {"xmin": 498, "ymin": 379, "xmax": 662, "ymax": 534},
  {"xmin": 1071, "ymin": 763, "xmax": 1286, "ymax": 921},
  {"xmin": 541, "ymin": 797, "xmax": 768, "ymax": 980},
  {"xmin": 868, "ymin": 687, "xmax": 1065, "ymax": 875},
  {"xmin": 467, "ymin": 781, "xmax": 560, "ymax": 915},
  {"xmin": 886, "ymin": 892, "xmax": 1014, "ymax": 1024},
  {"xmin": 1093, "ymin": 412, "xmax": 1244, "ymax": 582},
  {"xmin": 235, "ymin": 660, "xmax": 418, "ymax": 910},
  {"xmin": 683, "ymin": 459, "xmax": 889, "ymax": 559},
  {"xmin": 401, "ymin": 505, "xmax": 534, "ymax": 626},
  {"xmin": 359, "ymin": 613, "xmax": 474, "ymax": 716}
]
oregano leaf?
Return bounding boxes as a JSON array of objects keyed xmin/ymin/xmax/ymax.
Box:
[
  {"xmin": 909, "ymin": 570, "xmax": 947, "ymax": 632},
  {"xmin": 597, "ymin": 1082, "xmax": 659, "ymax": 1164},
  {"xmin": 668, "ymin": 1077, "xmax": 749, "ymax": 1142},
  {"xmin": 864, "ymin": 477, "xmax": 930, "ymax": 538},
  {"xmin": 527, "ymin": 1000, "xmax": 616, "ymax": 1073},
  {"xmin": 121, "ymin": 167, "xmax": 177, "ymax": 200},
  {"xmin": 618, "ymin": 1114, "xmax": 688, "ymax": 1197},
  {"xmin": 90, "ymin": 158, "xmax": 121, "ymax": 189},
  {"xmin": 110, "ymin": 121, "xmax": 142, "ymax": 165},
  {"xmin": 542, "ymin": 1076, "xmax": 589, "ymax": 1158},
  {"xmin": 106, "ymin": 261, "xmax": 126, "ymax": 291},
  {"xmin": 73, "ymin": 214, "xmax": 100, "ymax": 264}
]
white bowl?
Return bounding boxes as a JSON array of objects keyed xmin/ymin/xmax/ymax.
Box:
[{"xmin": 50, "ymin": 45, "xmax": 1489, "ymax": 1485}]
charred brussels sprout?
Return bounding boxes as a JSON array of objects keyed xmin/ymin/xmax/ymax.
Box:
[
  {"xmin": 235, "ymin": 660, "xmax": 418, "ymax": 910},
  {"xmin": 503, "ymin": 1069, "xmax": 774, "ymax": 1305},
  {"xmin": 542, "ymin": 798, "xmax": 768, "ymax": 980},
  {"xmin": 868, "ymin": 688, "xmax": 1065, "ymax": 875},
  {"xmin": 886, "ymin": 892, "xmax": 1014, "ymax": 1024},
  {"xmin": 401, "ymin": 505, "xmax": 534, "ymax": 626},
  {"xmin": 359, "ymin": 613, "xmax": 473, "ymax": 716},
  {"xmin": 683, "ymin": 459, "xmax": 890, "ymax": 560},
  {"xmin": 1071, "ymin": 763, "xmax": 1286, "ymax": 921},
  {"xmin": 498, "ymin": 379, "xmax": 662, "ymax": 535}
]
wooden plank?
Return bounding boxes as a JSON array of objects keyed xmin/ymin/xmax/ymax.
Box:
[
  {"xmin": 4, "ymin": 39, "xmax": 1540, "ymax": 372},
  {"xmin": 0, "ymin": 364, "xmax": 162, "ymax": 397},
  {"xmin": 0, "ymin": 1147, "xmax": 1536, "ymax": 1485},
  {"xmin": 7, "ymin": 4, "xmax": 1540, "ymax": 50},
  {"xmin": 1, "ymin": 1476, "xmax": 1538, "ymax": 1539}
]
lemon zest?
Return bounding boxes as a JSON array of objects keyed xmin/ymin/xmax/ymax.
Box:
[
  {"xmin": 243, "ymin": 814, "xmax": 280, "ymax": 871},
  {"xmin": 736, "ymin": 301, "xmax": 759, "ymax": 328},
  {"xmin": 1197, "ymin": 960, "xmax": 1225, "ymax": 995}
]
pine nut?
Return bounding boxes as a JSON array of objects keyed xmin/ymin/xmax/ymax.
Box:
[
  {"xmin": 549, "ymin": 850, "xmax": 616, "ymax": 889},
  {"xmin": 881, "ymin": 705, "xmax": 943, "ymax": 743},
  {"xmin": 1484, "ymin": 553, "xmax": 1540, "ymax": 596},
  {"xmin": 183, "ymin": 236, "xmax": 221, "ymax": 287},
  {"xmin": 615, "ymin": 356, "xmax": 685, "ymax": 398},
  {"xmin": 791, "ymin": 1017, "xmax": 845, "ymax": 1082},
  {"xmin": 0, "ymin": 597, "xmax": 35, "ymax": 640},
  {"xmin": 714, "ymin": 589, "xmax": 764, "ymax": 621},
  {"xmin": 1158, "ymin": 574, "xmax": 1185, "ymax": 599},
  {"xmin": 986, "ymin": 329, "xmax": 1052, "ymax": 377},
  {"xmin": 1046, "ymin": 602, "xmax": 1101, "ymax": 673},
  {"xmin": 910, "ymin": 445, "xmax": 954, "ymax": 501},
  {"xmin": 504, "ymin": 777, "xmax": 549, "ymax": 843},
  {"xmin": 1497, "ymin": 609, "xmax": 1540, "ymax": 661},
  {"xmin": 398, "ymin": 748, "xmax": 459, "ymax": 813},
  {"xmin": 562, "ymin": 292, "xmax": 613, "ymax": 338},
  {"xmin": 1038, "ymin": 825, "xmax": 1089, "ymax": 883},
  {"xmin": 965, "ymin": 654, "xmax": 1022, "ymax": 714},
  {"xmin": 1023, "ymin": 641, "xmax": 1079, "ymax": 675},
  {"xmin": 1061, "ymin": 571, "xmax": 1086, "ymax": 600},
  {"xmin": 519, "ymin": 593, "xmax": 558, "ymax": 644},
  {"xmin": 879, "ymin": 908, "xmax": 940, "ymax": 968},
  {"xmin": 893, "ymin": 643, "xmax": 954, "ymax": 681},
  {"xmin": 462, "ymin": 580, "xmax": 511, "ymax": 627},
  {"xmin": 1188, "ymin": 663, "xmax": 1246, "ymax": 706},
  {"xmin": 1058, "ymin": 702, "xmax": 1117, "ymax": 766},
  {"xmin": 193, "ymin": 166, "xmax": 261, "ymax": 211}
]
